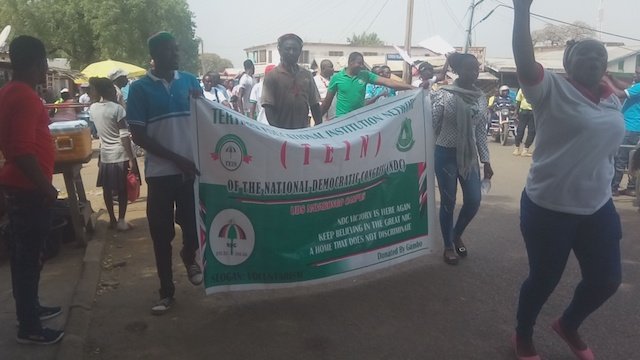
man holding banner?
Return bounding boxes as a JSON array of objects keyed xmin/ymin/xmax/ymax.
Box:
[{"xmin": 127, "ymin": 32, "xmax": 204, "ymax": 315}]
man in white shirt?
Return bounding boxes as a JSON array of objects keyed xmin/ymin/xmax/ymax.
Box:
[
  {"xmin": 250, "ymin": 64, "xmax": 275, "ymax": 124},
  {"xmin": 237, "ymin": 59, "xmax": 255, "ymax": 117},
  {"xmin": 314, "ymin": 59, "xmax": 335, "ymax": 121},
  {"xmin": 202, "ymin": 72, "xmax": 231, "ymax": 108}
]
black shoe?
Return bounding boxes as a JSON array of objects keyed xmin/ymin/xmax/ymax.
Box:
[
  {"xmin": 16, "ymin": 327, "xmax": 64, "ymax": 345},
  {"xmin": 454, "ymin": 238, "xmax": 468, "ymax": 258},
  {"xmin": 443, "ymin": 249, "xmax": 459, "ymax": 265},
  {"xmin": 612, "ymin": 189, "xmax": 621, "ymax": 197},
  {"xmin": 16, "ymin": 305, "xmax": 63, "ymax": 327}
]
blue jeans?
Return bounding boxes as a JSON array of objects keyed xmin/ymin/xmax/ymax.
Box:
[
  {"xmin": 4, "ymin": 189, "xmax": 51, "ymax": 334},
  {"xmin": 516, "ymin": 191, "xmax": 622, "ymax": 338},
  {"xmin": 434, "ymin": 146, "xmax": 481, "ymax": 249},
  {"xmin": 612, "ymin": 130, "xmax": 640, "ymax": 191}
]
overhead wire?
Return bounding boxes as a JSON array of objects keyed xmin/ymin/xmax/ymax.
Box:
[{"xmin": 364, "ymin": 0, "xmax": 392, "ymax": 34}]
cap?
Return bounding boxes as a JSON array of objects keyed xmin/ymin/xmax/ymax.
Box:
[
  {"xmin": 60, "ymin": 88, "xmax": 69, "ymax": 93},
  {"xmin": 418, "ymin": 62, "xmax": 433, "ymax": 73},
  {"xmin": 108, "ymin": 68, "xmax": 128, "ymax": 81},
  {"xmin": 499, "ymin": 85, "xmax": 510, "ymax": 92}
]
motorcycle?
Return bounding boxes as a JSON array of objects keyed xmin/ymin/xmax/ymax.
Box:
[{"xmin": 489, "ymin": 103, "xmax": 516, "ymax": 146}]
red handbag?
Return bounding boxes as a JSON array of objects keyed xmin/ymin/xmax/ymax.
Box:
[{"xmin": 126, "ymin": 171, "xmax": 140, "ymax": 203}]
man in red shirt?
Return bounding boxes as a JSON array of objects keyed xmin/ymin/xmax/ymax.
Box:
[{"xmin": 0, "ymin": 35, "xmax": 64, "ymax": 345}]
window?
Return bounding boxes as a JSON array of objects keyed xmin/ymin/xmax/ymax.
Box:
[
  {"xmin": 268, "ymin": 50, "xmax": 272, "ymax": 63},
  {"xmin": 363, "ymin": 52, "xmax": 378, "ymax": 56},
  {"xmin": 298, "ymin": 50, "xmax": 310, "ymax": 64},
  {"xmin": 329, "ymin": 51, "xmax": 344, "ymax": 56},
  {"xmin": 636, "ymin": 54, "xmax": 640, "ymax": 68},
  {"xmin": 618, "ymin": 60, "xmax": 625, "ymax": 72},
  {"xmin": 252, "ymin": 51, "xmax": 258, "ymax": 62},
  {"xmin": 258, "ymin": 50, "xmax": 267, "ymax": 63}
]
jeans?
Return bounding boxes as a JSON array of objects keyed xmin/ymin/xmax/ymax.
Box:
[
  {"xmin": 515, "ymin": 110, "xmax": 535, "ymax": 148},
  {"xmin": 612, "ymin": 130, "xmax": 640, "ymax": 191},
  {"xmin": 516, "ymin": 191, "xmax": 622, "ymax": 338},
  {"xmin": 146, "ymin": 175, "xmax": 198, "ymax": 299},
  {"xmin": 434, "ymin": 146, "xmax": 482, "ymax": 249},
  {"xmin": 4, "ymin": 189, "xmax": 51, "ymax": 334}
]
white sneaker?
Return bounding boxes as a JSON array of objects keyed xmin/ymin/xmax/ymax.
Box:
[
  {"xmin": 522, "ymin": 148, "xmax": 532, "ymax": 157},
  {"xmin": 512, "ymin": 147, "xmax": 521, "ymax": 156},
  {"xmin": 151, "ymin": 297, "xmax": 175, "ymax": 315},
  {"xmin": 116, "ymin": 219, "xmax": 132, "ymax": 232}
]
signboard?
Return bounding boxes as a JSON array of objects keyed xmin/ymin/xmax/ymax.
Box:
[{"xmin": 192, "ymin": 91, "xmax": 435, "ymax": 294}]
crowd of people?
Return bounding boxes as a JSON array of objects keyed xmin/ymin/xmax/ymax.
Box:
[{"xmin": 0, "ymin": 0, "xmax": 638, "ymax": 357}]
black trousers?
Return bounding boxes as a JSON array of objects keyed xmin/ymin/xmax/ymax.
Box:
[
  {"xmin": 5, "ymin": 189, "xmax": 50, "ymax": 334},
  {"xmin": 146, "ymin": 175, "xmax": 198, "ymax": 299},
  {"xmin": 516, "ymin": 110, "xmax": 536, "ymax": 148}
]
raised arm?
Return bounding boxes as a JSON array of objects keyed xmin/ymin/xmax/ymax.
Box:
[{"xmin": 512, "ymin": 0, "xmax": 538, "ymax": 84}]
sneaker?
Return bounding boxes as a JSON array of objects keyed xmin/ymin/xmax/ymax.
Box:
[
  {"xmin": 38, "ymin": 305, "xmax": 62, "ymax": 321},
  {"xmin": 151, "ymin": 297, "xmax": 175, "ymax": 315},
  {"xmin": 512, "ymin": 147, "xmax": 521, "ymax": 156},
  {"xmin": 186, "ymin": 263, "xmax": 203, "ymax": 285},
  {"xmin": 522, "ymin": 148, "xmax": 532, "ymax": 157},
  {"xmin": 16, "ymin": 327, "xmax": 64, "ymax": 345},
  {"xmin": 16, "ymin": 305, "xmax": 63, "ymax": 326},
  {"xmin": 116, "ymin": 219, "xmax": 132, "ymax": 232}
]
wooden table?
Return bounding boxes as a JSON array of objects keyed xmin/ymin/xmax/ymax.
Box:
[{"xmin": 54, "ymin": 161, "xmax": 95, "ymax": 245}]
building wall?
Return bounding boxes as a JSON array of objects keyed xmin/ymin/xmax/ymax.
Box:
[
  {"xmin": 608, "ymin": 54, "xmax": 640, "ymax": 74},
  {"xmin": 245, "ymin": 43, "xmax": 436, "ymax": 70}
]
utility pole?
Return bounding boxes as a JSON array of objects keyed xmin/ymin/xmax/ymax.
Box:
[
  {"xmin": 403, "ymin": 0, "xmax": 415, "ymax": 83},
  {"xmin": 464, "ymin": 0, "xmax": 484, "ymax": 53},
  {"xmin": 597, "ymin": 0, "xmax": 605, "ymax": 40}
]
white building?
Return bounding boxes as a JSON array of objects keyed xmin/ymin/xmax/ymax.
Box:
[{"xmin": 243, "ymin": 42, "xmax": 440, "ymax": 75}]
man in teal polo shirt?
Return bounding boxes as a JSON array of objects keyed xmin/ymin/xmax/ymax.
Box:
[
  {"xmin": 127, "ymin": 32, "xmax": 203, "ymax": 315},
  {"xmin": 321, "ymin": 52, "xmax": 415, "ymax": 117}
]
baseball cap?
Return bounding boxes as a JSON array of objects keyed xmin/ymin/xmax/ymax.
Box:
[
  {"xmin": 60, "ymin": 88, "xmax": 69, "ymax": 93},
  {"xmin": 108, "ymin": 68, "xmax": 129, "ymax": 81}
]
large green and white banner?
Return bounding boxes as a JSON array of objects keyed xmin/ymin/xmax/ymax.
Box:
[{"xmin": 192, "ymin": 90, "xmax": 435, "ymax": 294}]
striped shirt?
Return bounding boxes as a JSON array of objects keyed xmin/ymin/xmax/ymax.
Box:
[
  {"xmin": 127, "ymin": 70, "xmax": 202, "ymax": 177},
  {"xmin": 431, "ymin": 89, "xmax": 490, "ymax": 163}
]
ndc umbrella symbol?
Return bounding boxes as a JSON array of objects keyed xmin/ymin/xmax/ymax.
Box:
[{"xmin": 218, "ymin": 221, "xmax": 246, "ymax": 255}]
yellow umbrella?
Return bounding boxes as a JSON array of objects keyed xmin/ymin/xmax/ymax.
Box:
[{"xmin": 80, "ymin": 59, "xmax": 146, "ymax": 79}]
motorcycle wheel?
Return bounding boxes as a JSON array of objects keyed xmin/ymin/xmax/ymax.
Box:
[{"xmin": 500, "ymin": 123, "xmax": 509, "ymax": 146}]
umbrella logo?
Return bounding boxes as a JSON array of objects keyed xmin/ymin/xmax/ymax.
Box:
[
  {"xmin": 209, "ymin": 209, "xmax": 255, "ymax": 266},
  {"xmin": 211, "ymin": 134, "xmax": 252, "ymax": 172}
]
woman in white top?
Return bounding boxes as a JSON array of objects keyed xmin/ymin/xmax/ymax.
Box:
[
  {"xmin": 512, "ymin": 1, "xmax": 625, "ymax": 359},
  {"xmin": 89, "ymin": 77, "xmax": 139, "ymax": 231}
]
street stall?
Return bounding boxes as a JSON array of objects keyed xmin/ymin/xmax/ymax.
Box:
[{"xmin": 46, "ymin": 102, "xmax": 96, "ymax": 245}]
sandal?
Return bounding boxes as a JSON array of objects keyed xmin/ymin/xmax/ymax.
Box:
[
  {"xmin": 454, "ymin": 237, "xmax": 468, "ymax": 258},
  {"xmin": 443, "ymin": 248, "xmax": 459, "ymax": 265}
]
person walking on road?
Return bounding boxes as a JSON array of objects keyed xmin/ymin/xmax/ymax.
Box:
[
  {"xmin": 127, "ymin": 31, "xmax": 204, "ymax": 315},
  {"xmin": 605, "ymin": 66, "xmax": 640, "ymax": 197},
  {"xmin": 89, "ymin": 77, "xmax": 139, "ymax": 231},
  {"xmin": 0, "ymin": 35, "xmax": 64, "ymax": 345},
  {"xmin": 320, "ymin": 52, "xmax": 415, "ymax": 118},
  {"xmin": 513, "ymin": 88, "xmax": 535, "ymax": 157},
  {"xmin": 431, "ymin": 52, "xmax": 493, "ymax": 266},
  {"xmin": 261, "ymin": 33, "xmax": 322, "ymax": 129},
  {"xmin": 512, "ymin": 1, "xmax": 625, "ymax": 359}
]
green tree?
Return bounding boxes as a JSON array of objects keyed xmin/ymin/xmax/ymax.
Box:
[
  {"xmin": 200, "ymin": 53, "xmax": 234, "ymax": 74},
  {"xmin": 0, "ymin": 0, "xmax": 200, "ymax": 73},
  {"xmin": 347, "ymin": 32, "xmax": 384, "ymax": 47}
]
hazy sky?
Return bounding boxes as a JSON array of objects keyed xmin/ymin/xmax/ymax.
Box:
[{"xmin": 188, "ymin": 0, "xmax": 639, "ymax": 68}]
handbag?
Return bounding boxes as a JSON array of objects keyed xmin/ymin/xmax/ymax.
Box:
[{"xmin": 126, "ymin": 171, "xmax": 140, "ymax": 203}]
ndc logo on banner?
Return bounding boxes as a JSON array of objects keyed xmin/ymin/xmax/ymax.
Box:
[
  {"xmin": 210, "ymin": 209, "xmax": 255, "ymax": 266},
  {"xmin": 210, "ymin": 134, "xmax": 252, "ymax": 171},
  {"xmin": 396, "ymin": 118, "xmax": 415, "ymax": 152}
]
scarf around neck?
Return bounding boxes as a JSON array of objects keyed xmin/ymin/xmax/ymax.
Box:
[{"xmin": 440, "ymin": 81, "xmax": 484, "ymax": 179}]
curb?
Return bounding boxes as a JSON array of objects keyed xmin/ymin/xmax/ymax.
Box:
[{"xmin": 55, "ymin": 235, "xmax": 106, "ymax": 360}]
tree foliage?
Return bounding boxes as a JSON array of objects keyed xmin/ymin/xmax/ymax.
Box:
[
  {"xmin": 0, "ymin": 0, "xmax": 200, "ymax": 73},
  {"xmin": 347, "ymin": 32, "xmax": 384, "ymax": 47},
  {"xmin": 532, "ymin": 21, "xmax": 596, "ymax": 47},
  {"xmin": 200, "ymin": 53, "xmax": 233, "ymax": 74}
]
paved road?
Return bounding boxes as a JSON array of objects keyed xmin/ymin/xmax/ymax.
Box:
[
  {"xmin": 81, "ymin": 140, "xmax": 640, "ymax": 360},
  {"xmin": 2, "ymin": 139, "xmax": 637, "ymax": 360}
]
